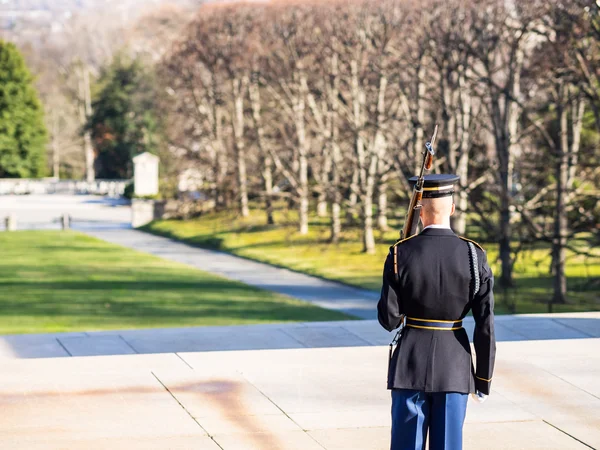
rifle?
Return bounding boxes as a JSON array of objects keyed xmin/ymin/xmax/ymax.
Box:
[
  {"xmin": 387, "ymin": 126, "xmax": 438, "ymax": 361},
  {"xmin": 400, "ymin": 125, "xmax": 438, "ymax": 240}
]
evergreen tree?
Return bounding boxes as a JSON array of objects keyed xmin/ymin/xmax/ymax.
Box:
[
  {"xmin": 0, "ymin": 40, "xmax": 47, "ymax": 178},
  {"xmin": 89, "ymin": 55, "xmax": 163, "ymax": 179}
]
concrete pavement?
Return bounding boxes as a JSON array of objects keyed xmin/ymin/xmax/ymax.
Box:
[
  {"xmin": 1, "ymin": 326, "xmax": 598, "ymax": 449},
  {"xmin": 1, "ymin": 315, "xmax": 599, "ymax": 448},
  {"xmin": 2, "ymin": 314, "xmax": 598, "ymax": 448}
]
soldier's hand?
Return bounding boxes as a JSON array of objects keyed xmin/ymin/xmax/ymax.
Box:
[{"xmin": 470, "ymin": 391, "xmax": 488, "ymax": 403}]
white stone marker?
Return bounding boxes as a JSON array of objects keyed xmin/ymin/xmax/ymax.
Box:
[{"xmin": 132, "ymin": 152, "xmax": 159, "ymax": 197}]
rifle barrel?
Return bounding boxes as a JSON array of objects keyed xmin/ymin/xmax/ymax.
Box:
[{"xmin": 400, "ymin": 124, "xmax": 439, "ymax": 239}]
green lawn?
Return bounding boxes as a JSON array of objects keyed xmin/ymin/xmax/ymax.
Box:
[
  {"xmin": 0, "ymin": 231, "xmax": 353, "ymax": 335},
  {"xmin": 143, "ymin": 207, "xmax": 600, "ymax": 315}
]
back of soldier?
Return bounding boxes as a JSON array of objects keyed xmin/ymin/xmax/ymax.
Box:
[
  {"xmin": 394, "ymin": 232, "xmax": 473, "ymax": 321},
  {"xmin": 377, "ymin": 174, "xmax": 496, "ymax": 450}
]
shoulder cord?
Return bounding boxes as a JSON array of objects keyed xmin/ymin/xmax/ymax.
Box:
[
  {"xmin": 468, "ymin": 241, "xmax": 480, "ymax": 300},
  {"xmin": 393, "ymin": 246, "xmax": 399, "ymax": 283}
]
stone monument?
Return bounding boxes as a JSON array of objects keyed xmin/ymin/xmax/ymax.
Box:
[
  {"xmin": 131, "ymin": 152, "xmax": 161, "ymax": 228},
  {"xmin": 133, "ymin": 152, "xmax": 159, "ymax": 197}
]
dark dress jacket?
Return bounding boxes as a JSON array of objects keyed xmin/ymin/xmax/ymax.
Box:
[{"xmin": 377, "ymin": 227, "xmax": 496, "ymax": 395}]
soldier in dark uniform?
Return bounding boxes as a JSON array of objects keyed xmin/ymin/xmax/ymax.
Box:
[{"xmin": 378, "ymin": 174, "xmax": 496, "ymax": 450}]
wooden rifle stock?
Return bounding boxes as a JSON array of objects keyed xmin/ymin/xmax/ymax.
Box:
[{"xmin": 425, "ymin": 153, "xmax": 434, "ymax": 170}]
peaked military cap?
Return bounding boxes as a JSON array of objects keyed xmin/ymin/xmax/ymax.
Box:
[{"xmin": 409, "ymin": 174, "xmax": 460, "ymax": 198}]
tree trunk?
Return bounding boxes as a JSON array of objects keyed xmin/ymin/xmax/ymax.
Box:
[
  {"xmin": 375, "ymin": 79, "xmax": 389, "ymax": 233},
  {"xmin": 568, "ymin": 96, "xmax": 585, "ymax": 187},
  {"xmin": 488, "ymin": 55, "xmax": 522, "ymax": 288},
  {"xmin": 78, "ymin": 65, "xmax": 95, "ymax": 182},
  {"xmin": 363, "ymin": 192, "xmax": 375, "ymax": 254},
  {"xmin": 249, "ymin": 76, "xmax": 274, "ymax": 225},
  {"xmin": 317, "ymin": 130, "xmax": 329, "ymax": 219},
  {"xmin": 210, "ymin": 77, "xmax": 227, "ymax": 209},
  {"xmin": 362, "ymin": 72, "xmax": 387, "ymax": 254},
  {"xmin": 317, "ymin": 195, "xmax": 327, "ymax": 217},
  {"xmin": 83, "ymin": 66, "xmax": 95, "ymax": 182},
  {"xmin": 453, "ymin": 184, "xmax": 469, "ymax": 235},
  {"xmin": 362, "ymin": 153, "xmax": 378, "ymax": 254},
  {"xmin": 299, "ymin": 192, "xmax": 309, "ymax": 234},
  {"xmin": 305, "ymin": 84, "xmax": 330, "ymax": 222},
  {"xmin": 296, "ymin": 70, "xmax": 309, "ymax": 235},
  {"xmin": 83, "ymin": 131, "xmax": 94, "ymax": 181},
  {"xmin": 350, "ymin": 59, "xmax": 377, "ymax": 253},
  {"xmin": 497, "ymin": 44, "xmax": 524, "ymax": 288},
  {"xmin": 498, "ymin": 144, "xmax": 514, "ymax": 288},
  {"xmin": 377, "ymin": 177, "xmax": 388, "ymax": 231},
  {"xmin": 493, "ymin": 104, "xmax": 514, "ymax": 288},
  {"xmin": 52, "ymin": 109, "xmax": 60, "ymax": 179},
  {"xmin": 346, "ymin": 168, "xmax": 359, "ymax": 224},
  {"xmin": 362, "ymin": 150, "xmax": 377, "ymax": 254},
  {"xmin": 451, "ymin": 72, "xmax": 472, "ymax": 235},
  {"xmin": 413, "ymin": 63, "xmax": 425, "ymax": 173},
  {"xmin": 551, "ymin": 85, "xmax": 570, "ymax": 308},
  {"xmin": 214, "ymin": 115, "xmax": 227, "ymax": 209},
  {"xmin": 329, "ymin": 53, "xmax": 341, "ymax": 243},
  {"xmin": 263, "ymin": 155, "xmax": 275, "ymax": 225},
  {"xmin": 232, "ymin": 77, "xmax": 249, "ymax": 217},
  {"xmin": 331, "ymin": 191, "xmax": 341, "ymax": 243}
]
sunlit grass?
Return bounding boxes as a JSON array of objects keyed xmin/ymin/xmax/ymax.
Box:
[
  {"xmin": 144, "ymin": 206, "xmax": 600, "ymax": 315},
  {"xmin": 0, "ymin": 231, "xmax": 353, "ymax": 335}
]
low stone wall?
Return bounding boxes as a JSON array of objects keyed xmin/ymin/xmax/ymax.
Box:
[
  {"xmin": 0, "ymin": 178, "xmax": 129, "ymax": 196},
  {"xmin": 131, "ymin": 199, "xmax": 165, "ymax": 228},
  {"xmin": 131, "ymin": 198, "xmax": 217, "ymax": 227}
]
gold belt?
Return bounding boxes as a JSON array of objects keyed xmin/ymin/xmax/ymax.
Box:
[{"xmin": 405, "ymin": 317, "xmax": 463, "ymax": 330}]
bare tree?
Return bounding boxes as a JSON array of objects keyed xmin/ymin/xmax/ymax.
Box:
[
  {"xmin": 428, "ymin": 0, "xmax": 484, "ymax": 235},
  {"xmin": 465, "ymin": 1, "xmax": 543, "ymax": 287},
  {"xmin": 257, "ymin": 4, "xmax": 321, "ymax": 234},
  {"xmin": 524, "ymin": 1, "xmax": 590, "ymax": 308}
]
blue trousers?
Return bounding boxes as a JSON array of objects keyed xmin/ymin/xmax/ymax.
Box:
[{"xmin": 391, "ymin": 389, "xmax": 468, "ymax": 450}]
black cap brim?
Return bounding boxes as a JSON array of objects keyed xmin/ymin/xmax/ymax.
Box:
[{"xmin": 408, "ymin": 174, "xmax": 459, "ymax": 198}]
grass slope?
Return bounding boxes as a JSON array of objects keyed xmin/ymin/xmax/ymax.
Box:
[
  {"xmin": 143, "ymin": 208, "xmax": 600, "ymax": 315},
  {"xmin": 0, "ymin": 231, "xmax": 353, "ymax": 335}
]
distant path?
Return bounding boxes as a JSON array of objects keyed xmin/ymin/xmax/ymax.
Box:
[
  {"xmin": 85, "ymin": 228, "xmax": 379, "ymax": 319},
  {"xmin": 0, "ymin": 194, "xmax": 131, "ymax": 230}
]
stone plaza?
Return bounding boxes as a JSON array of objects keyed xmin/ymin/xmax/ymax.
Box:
[{"xmin": 1, "ymin": 316, "xmax": 599, "ymax": 450}]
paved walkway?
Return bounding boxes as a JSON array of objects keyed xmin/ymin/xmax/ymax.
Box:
[
  {"xmin": 0, "ymin": 194, "xmax": 131, "ymax": 230},
  {"xmin": 85, "ymin": 228, "xmax": 379, "ymax": 319}
]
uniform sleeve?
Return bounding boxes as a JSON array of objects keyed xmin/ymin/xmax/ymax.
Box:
[
  {"xmin": 377, "ymin": 248, "xmax": 403, "ymax": 332},
  {"xmin": 471, "ymin": 250, "xmax": 496, "ymax": 395}
]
